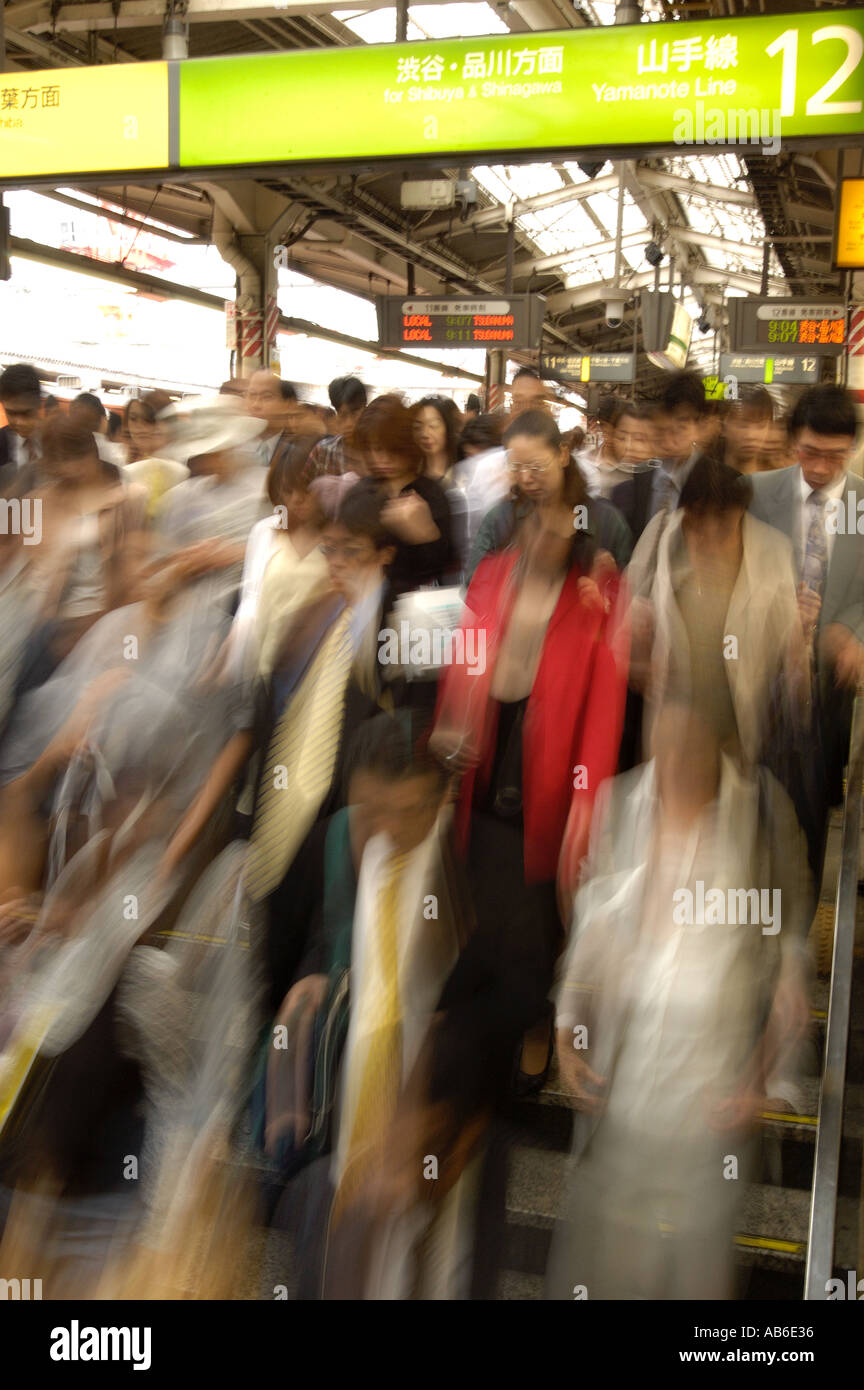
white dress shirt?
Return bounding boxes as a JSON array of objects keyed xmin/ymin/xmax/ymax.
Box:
[
  {"xmin": 577, "ymin": 445, "xmax": 640, "ymax": 500},
  {"xmin": 9, "ymin": 431, "xmax": 39, "ymax": 472},
  {"xmin": 259, "ymin": 431, "xmax": 283, "ymax": 466}
]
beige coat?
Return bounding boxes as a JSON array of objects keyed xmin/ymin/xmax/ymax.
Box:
[{"xmin": 627, "ymin": 508, "xmax": 808, "ymax": 767}]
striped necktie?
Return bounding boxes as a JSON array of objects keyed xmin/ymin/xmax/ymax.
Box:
[
  {"xmin": 244, "ymin": 607, "xmax": 353, "ymax": 902},
  {"xmin": 332, "ymin": 849, "xmax": 410, "ymax": 1218},
  {"xmin": 802, "ymin": 490, "xmax": 828, "ymax": 601},
  {"xmin": 656, "ymin": 467, "xmax": 679, "ymax": 516}
]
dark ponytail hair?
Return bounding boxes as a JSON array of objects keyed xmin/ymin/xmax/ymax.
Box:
[
  {"xmin": 679, "ymin": 453, "xmax": 753, "ymax": 514},
  {"xmin": 503, "ymin": 408, "xmax": 587, "ymax": 509}
]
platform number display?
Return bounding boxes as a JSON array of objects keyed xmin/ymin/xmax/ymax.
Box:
[{"xmin": 766, "ymin": 24, "xmax": 863, "ymax": 118}]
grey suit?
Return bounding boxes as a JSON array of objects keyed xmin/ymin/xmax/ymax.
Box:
[
  {"xmin": 748, "ymin": 463, "xmax": 864, "ymax": 860},
  {"xmin": 0, "ymin": 427, "xmax": 40, "ymax": 496},
  {"xmin": 749, "ymin": 464, "xmax": 864, "ymax": 646}
]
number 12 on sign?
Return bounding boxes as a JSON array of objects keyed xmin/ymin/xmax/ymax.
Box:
[{"xmin": 766, "ymin": 24, "xmax": 863, "ymax": 118}]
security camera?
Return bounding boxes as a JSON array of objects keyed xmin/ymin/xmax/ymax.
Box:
[{"xmin": 604, "ymin": 290, "xmax": 629, "ymax": 329}]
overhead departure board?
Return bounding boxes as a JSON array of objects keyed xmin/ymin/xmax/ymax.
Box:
[
  {"xmin": 376, "ymin": 295, "xmax": 545, "ymax": 350},
  {"xmin": 729, "ymin": 298, "xmax": 846, "ymax": 355}
]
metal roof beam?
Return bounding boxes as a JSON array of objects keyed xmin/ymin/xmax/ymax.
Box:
[
  {"xmin": 13, "ymin": 0, "xmax": 470, "ymax": 31},
  {"xmin": 3, "ymin": 24, "xmax": 87, "ymax": 63},
  {"xmin": 669, "ymin": 225, "xmax": 830, "ymax": 274},
  {"xmin": 282, "ymin": 317, "xmax": 483, "ymax": 382},
  {"xmin": 415, "ymin": 171, "xmax": 621, "ymax": 240},
  {"xmin": 508, "ymin": 230, "xmax": 647, "ymax": 277},
  {"xmin": 547, "ymin": 262, "xmax": 787, "ymax": 312},
  {"xmin": 6, "ymin": 234, "xmax": 483, "ymax": 382},
  {"xmin": 637, "ymin": 168, "xmax": 757, "ymax": 207},
  {"xmin": 783, "ymin": 201, "xmax": 836, "ymax": 231},
  {"xmin": 37, "ymin": 189, "xmax": 206, "ymax": 242}
]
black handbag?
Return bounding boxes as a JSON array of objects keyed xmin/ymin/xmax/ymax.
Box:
[{"xmin": 250, "ymin": 966, "xmax": 350, "ymax": 1180}]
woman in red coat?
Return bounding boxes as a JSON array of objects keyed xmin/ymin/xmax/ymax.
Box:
[{"xmin": 430, "ymin": 410, "xmax": 629, "ymax": 1100}]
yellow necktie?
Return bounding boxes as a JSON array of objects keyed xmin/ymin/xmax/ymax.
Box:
[
  {"xmin": 147, "ymin": 464, "xmax": 170, "ymax": 520},
  {"xmin": 333, "ymin": 849, "xmax": 409, "ymax": 1216},
  {"xmin": 245, "ymin": 609, "xmax": 353, "ymax": 902},
  {"xmin": 0, "ymin": 1004, "xmax": 59, "ymax": 1138}
]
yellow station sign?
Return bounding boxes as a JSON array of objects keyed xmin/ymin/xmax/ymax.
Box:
[{"xmin": 0, "ymin": 63, "xmax": 169, "ymax": 179}]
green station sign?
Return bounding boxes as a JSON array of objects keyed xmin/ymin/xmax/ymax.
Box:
[
  {"xmin": 177, "ymin": 9, "xmax": 864, "ymax": 169},
  {"xmin": 542, "ymin": 353, "xmax": 636, "ymax": 383},
  {"xmin": 719, "ymin": 351, "xmax": 821, "ymax": 385},
  {"xmin": 0, "ymin": 10, "xmax": 862, "ymax": 184}
]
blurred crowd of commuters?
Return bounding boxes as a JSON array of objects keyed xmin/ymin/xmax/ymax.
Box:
[{"xmin": 0, "ymin": 353, "xmax": 861, "ymax": 1300}]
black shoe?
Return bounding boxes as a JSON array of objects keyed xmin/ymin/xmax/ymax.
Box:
[
  {"xmin": 514, "ymin": 1005, "xmax": 555, "ymax": 1098},
  {"xmin": 514, "ymin": 1064, "xmax": 550, "ymax": 1099}
]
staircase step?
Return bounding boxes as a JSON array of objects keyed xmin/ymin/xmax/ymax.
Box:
[
  {"xmin": 513, "ymin": 1071, "xmax": 864, "ymax": 1174},
  {"xmin": 503, "ymin": 1146, "xmax": 859, "ymax": 1279},
  {"xmin": 498, "ymin": 1270, "xmax": 544, "ymax": 1300}
]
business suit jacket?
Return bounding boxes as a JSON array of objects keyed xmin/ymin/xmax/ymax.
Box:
[
  {"xmin": 0, "ymin": 425, "xmax": 18, "ymax": 474},
  {"xmin": 268, "ymin": 430, "xmax": 295, "ymax": 472},
  {"xmin": 610, "ymin": 467, "xmax": 657, "ymax": 546},
  {"xmin": 320, "ymin": 814, "xmax": 475, "ymax": 1300},
  {"xmin": 0, "ymin": 427, "xmax": 39, "ymax": 495},
  {"xmin": 250, "ymin": 587, "xmax": 391, "ymax": 917},
  {"xmin": 748, "ymin": 463, "xmax": 864, "ymax": 798}
]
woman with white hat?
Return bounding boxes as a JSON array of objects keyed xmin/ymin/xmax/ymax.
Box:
[{"xmin": 153, "ymin": 395, "xmax": 270, "ymax": 608}]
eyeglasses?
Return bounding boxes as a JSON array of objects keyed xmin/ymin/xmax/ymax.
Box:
[
  {"xmin": 505, "ymin": 453, "xmax": 555, "ymax": 478},
  {"xmin": 320, "ymin": 541, "xmax": 374, "ymax": 561},
  {"xmin": 798, "ymin": 444, "xmax": 851, "ymax": 465}
]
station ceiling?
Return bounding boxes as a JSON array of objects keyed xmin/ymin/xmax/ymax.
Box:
[{"xmin": 1, "ymin": 0, "xmax": 857, "ymax": 397}]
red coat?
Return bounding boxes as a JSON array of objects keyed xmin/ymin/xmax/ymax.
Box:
[{"xmin": 436, "ymin": 548, "xmax": 629, "ymax": 894}]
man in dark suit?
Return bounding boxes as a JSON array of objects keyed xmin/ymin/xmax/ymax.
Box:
[
  {"xmin": 611, "ymin": 369, "xmax": 708, "ymax": 545},
  {"xmin": 748, "ymin": 384, "xmax": 864, "ymax": 879},
  {"xmin": 244, "ymin": 483, "xmax": 399, "ymax": 910},
  {"xmin": 0, "ymin": 362, "xmax": 42, "ymax": 492}
]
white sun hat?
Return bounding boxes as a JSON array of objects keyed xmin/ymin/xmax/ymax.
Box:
[{"xmin": 157, "ymin": 394, "xmax": 266, "ymax": 462}]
